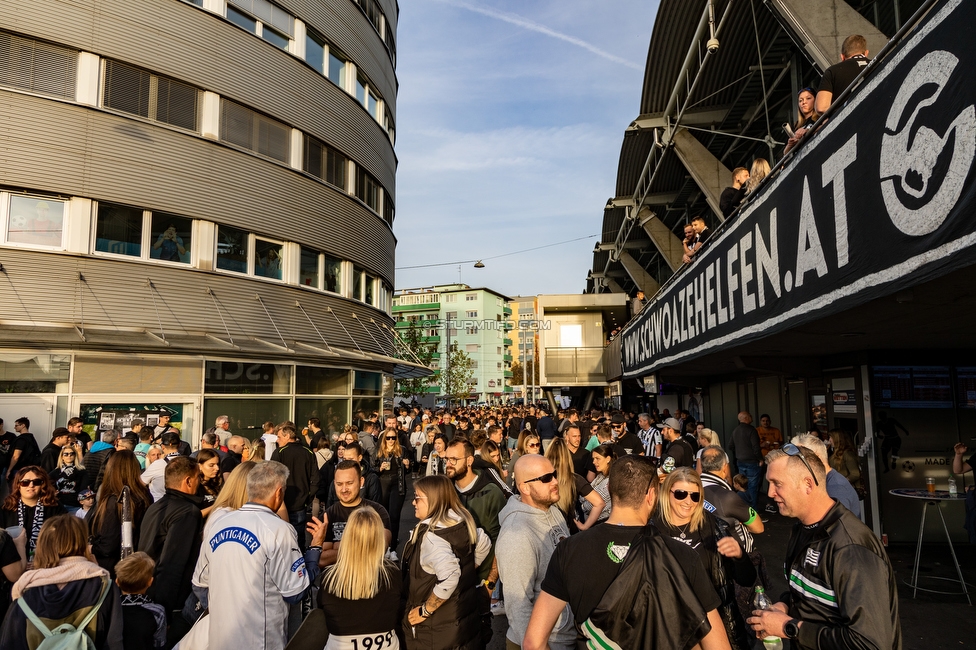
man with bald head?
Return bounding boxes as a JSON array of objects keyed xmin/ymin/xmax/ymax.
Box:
[
  {"xmin": 497, "ymin": 455, "xmax": 574, "ymax": 650},
  {"xmin": 728, "ymin": 411, "xmax": 762, "ymax": 508},
  {"xmin": 748, "ymin": 446, "xmax": 899, "ymax": 649},
  {"xmin": 220, "ymin": 435, "xmax": 246, "ymax": 479}
]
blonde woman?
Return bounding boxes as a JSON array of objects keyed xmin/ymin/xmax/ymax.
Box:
[
  {"xmin": 319, "ymin": 507, "xmax": 401, "ymax": 649},
  {"xmin": 402, "ymin": 475, "xmax": 490, "ymax": 650},
  {"xmin": 145, "ymin": 445, "xmax": 164, "ymax": 466},
  {"xmin": 654, "ymin": 467, "xmax": 755, "ymax": 650},
  {"xmin": 506, "ymin": 431, "xmax": 541, "ymax": 488},
  {"xmin": 545, "ymin": 438, "xmax": 604, "ymax": 533},
  {"xmin": 373, "ymin": 431, "xmax": 410, "ymax": 548},
  {"xmin": 744, "ymin": 158, "xmax": 770, "ymax": 195},
  {"xmin": 695, "ymin": 428, "xmax": 722, "ymax": 473},
  {"xmin": 49, "ymin": 446, "xmax": 89, "ymax": 512}
]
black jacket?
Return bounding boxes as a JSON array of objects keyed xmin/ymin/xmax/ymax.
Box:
[
  {"xmin": 38, "ymin": 442, "xmax": 62, "ymax": 474},
  {"xmin": 272, "ymin": 441, "xmax": 320, "ymax": 512},
  {"xmin": 84, "ymin": 448, "xmax": 115, "ymax": 495},
  {"xmin": 138, "ymin": 488, "xmax": 203, "ymax": 615},
  {"xmin": 783, "ymin": 501, "xmax": 901, "ymax": 650}
]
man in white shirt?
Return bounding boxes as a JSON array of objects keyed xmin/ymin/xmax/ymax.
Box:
[
  {"xmin": 193, "ymin": 461, "xmax": 327, "ymax": 650},
  {"xmin": 141, "ymin": 432, "xmax": 182, "ymax": 500}
]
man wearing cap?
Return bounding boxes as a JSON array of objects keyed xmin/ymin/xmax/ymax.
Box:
[
  {"xmin": 658, "ymin": 418, "xmax": 694, "ymax": 478},
  {"xmin": 610, "ymin": 414, "xmax": 642, "ymax": 456}
]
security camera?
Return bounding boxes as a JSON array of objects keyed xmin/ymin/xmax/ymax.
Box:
[{"xmin": 706, "ymin": 38, "xmax": 719, "ymax": 54}]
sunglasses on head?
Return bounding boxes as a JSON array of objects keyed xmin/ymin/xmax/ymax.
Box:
[
  {"xmin": 782, "ymin": 443, "xmax": 820, "ymax": 486},
  {"xmin": 19, "ymin": 479, "xmax": 43, "ymax": 488},
  {"xmin": 671, "ymin": 489, "xmax": 701, "ymax": 502},
  {"xmin": 524, "ymin": 470, "xmax": 557, "ymax": 485}
]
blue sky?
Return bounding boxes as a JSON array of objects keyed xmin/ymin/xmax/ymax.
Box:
[{"xmin": 392, "ymin": 0, "xmax": 659, "ymax": 297}]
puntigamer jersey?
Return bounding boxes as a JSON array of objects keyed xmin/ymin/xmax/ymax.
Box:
[{"xmin": 193, "ymin": 503, "xmax": 308, "ymax": 650}]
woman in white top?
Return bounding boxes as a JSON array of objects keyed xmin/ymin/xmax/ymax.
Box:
[
  {"xmin": 695, "ymin": 428, "xmax": 722, "ymax": 473},
  {"xmin": 402, "ymin": 475, "xmax": 490, "ymax": 650}
]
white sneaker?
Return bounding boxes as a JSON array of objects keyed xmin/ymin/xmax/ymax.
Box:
[{"xmin": 491, "ymin": 601, "xmax": 506, "ymax": 616}]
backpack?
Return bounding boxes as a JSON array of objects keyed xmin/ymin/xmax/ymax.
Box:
[{"xmin": 17, "ymin": 577, "xmax": 111, "ymax": 650}]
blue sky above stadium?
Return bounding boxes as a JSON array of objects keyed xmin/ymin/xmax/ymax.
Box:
[{"xmin": 393, "ymin": 0, "xmax": 659, "ymax": 297}]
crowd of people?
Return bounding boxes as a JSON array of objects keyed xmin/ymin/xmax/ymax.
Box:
[{"xmin": 0, "ymin": 400, "xmax": 901, "ymax": 650}]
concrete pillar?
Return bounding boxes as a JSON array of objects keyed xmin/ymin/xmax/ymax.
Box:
[
  {"xmin": 604, "ymin": 277, "xmax": 626, "ymax": 294},
  {"xmin": 617, "ymin": 251, "xmax": 660, "ymax": 296},
  {"xmin": 767, "ymin": 0, "xmax": 887, "ymax": 73},
  {"xmin": 638, "ymin": 208, "xmax": 684, "ymax": 272},
  {"xmin": 671, "ymin": 128, "xmax": 730, "ymax": 221}
]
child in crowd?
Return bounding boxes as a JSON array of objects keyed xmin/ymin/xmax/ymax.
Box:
[
  {"xmin": 74, "ymin": 488, "xmax": 95, "ymax": 519},
  {"xmin": 732, "ymin": 473, "xmax": 749, "ymax": 503},
  {"xmin": 116, "ymin": 552, "xmax": 167, "ymax": 649}
]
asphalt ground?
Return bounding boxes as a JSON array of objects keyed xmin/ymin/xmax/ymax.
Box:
[{"xmin": 396, "ymin": 476, "xmax": 976, "ymax": 650}]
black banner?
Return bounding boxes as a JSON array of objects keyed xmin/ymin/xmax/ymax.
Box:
[{"xmin": 621, "ymin": 0, "xmax": 976, "ymax": 378}]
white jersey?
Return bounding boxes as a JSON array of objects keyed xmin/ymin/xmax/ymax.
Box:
[
  {"xmin": 262, "ymin": 433, "xmax": 278, "ymax": 460},
  {"xmin": 192, "ymin": 503, "xmax": 308, "ymax": 650}
]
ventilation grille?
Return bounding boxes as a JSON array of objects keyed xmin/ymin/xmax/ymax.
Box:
[
  {"xmin": 221, "ymin": 98, "xmax": 290, "ymax": 162},
  {"xmin": 0, "ymin": 31, "xmax": 77, "ymax": 99}
]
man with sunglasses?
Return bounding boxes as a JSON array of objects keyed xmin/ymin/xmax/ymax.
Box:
[
  {"xmin": 748, "ymin": 445, "xmax": 900, "ymax": 649},
  {"xmin": 609, "ymin": 414, "xmax": 642, "ymax": 457},
  {"xmin": 497, "ymin": 454, "xmax": 573, "ymax": 650},
  {"xmin": 524, "ymin": 456, "xmax": 727, "ymax": 650}
]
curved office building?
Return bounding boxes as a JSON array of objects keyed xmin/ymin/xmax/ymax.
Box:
[{"xmin": 0, "ymin": 0, "xmax": 418, "ymax": 444}]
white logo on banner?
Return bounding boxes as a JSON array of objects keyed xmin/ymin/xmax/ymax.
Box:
[{"xmin": 880, "ymin": 50, "xmax": 976, "ymax": 236}]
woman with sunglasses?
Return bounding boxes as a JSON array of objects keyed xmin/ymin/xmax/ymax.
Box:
[
  {"xmin": 374, "ymin": 429, "xmax": 411, "ymax": 549},
  {"xmin": 1, "ymin": 466, "xmax": 66, "ymax": 564},
  {"xmin": 402, "ymin": 475, "xmax": 490, "ymax": 650},
  {"xmin": 49, "ymin": 445, "xmax": 90, "ymax": 513},
  {"xmin": 545, "ymin": 438, "xmax": 604, "ymax": 534},
  {"xmin": 654, "ymin": 467, "xmax": 756, "ymax": 650},
  {"xmin": 506, "ymin": 431, "xmax": 542, "ymax": 489},
  {"xmin": 87, "ymin": 450, "xmax": 153, "ymax": 575}
]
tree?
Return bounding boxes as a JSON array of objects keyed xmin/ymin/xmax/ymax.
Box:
[
  {"xmin": 395, "ymin": 322, "xmax": 437, "ymax": 397},
  {"xmin": 509, "ymin": 347, "xmax": 540, "ymax": 386},
  {"xmin": 442, "ymin": 345, "xmax": 475, "ymax": 405}
]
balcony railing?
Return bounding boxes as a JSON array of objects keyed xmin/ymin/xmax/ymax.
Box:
[{"xmin": 544, "ymin": 347, "xmax": 605, "ymax": 384}]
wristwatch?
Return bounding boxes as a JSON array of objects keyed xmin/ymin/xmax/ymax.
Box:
[{"xmin": 783, "ymin": 619, "xmax": 801, "ymax": 640}]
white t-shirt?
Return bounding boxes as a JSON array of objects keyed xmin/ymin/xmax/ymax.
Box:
[
  {"xmin": 141, "ymin": 458, "xmax": 169, "ymax": 500},
  {"xmin": 262, "ymin": 433, "xmax": 278, "ymax": 460},
  {"xmin": 193, "ymin": 503, "xmax": 308, "ymax": 650}
]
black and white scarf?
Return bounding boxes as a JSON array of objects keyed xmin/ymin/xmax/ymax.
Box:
[{"xmin": 18, "ymin": 501, "xmax": 45, "ymax": 556}]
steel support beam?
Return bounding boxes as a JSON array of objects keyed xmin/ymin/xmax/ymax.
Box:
[
  {"xmin": 671, "ymin": 128, "xmax": 731, "ymax": 221},
  {"xmin": 617, "ymin": 251, "xmax": 660, "ymax": 296},
  {"xmin": 638, "ymin": 209, "xmax": 684, "ymax": 272},
  {"xmin": 766, "ymin": 0, "xmax": 888, "ymax": 73}
]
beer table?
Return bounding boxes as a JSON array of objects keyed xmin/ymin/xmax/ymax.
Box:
[{"xmin": 889, "ymin": 488, "xmax": 970, "ymax": 605}]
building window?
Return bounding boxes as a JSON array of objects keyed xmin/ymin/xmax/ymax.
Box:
[
  {"xmin": 305, "ymin": 29, "xmax": 326, "ymax": 75},
  {"xmin": 220, "ymin": 98, "xmax": 290, "ymax": 163},
  {"xmin": 328, "ymin": 51, "xmax": 347, "ymax": 88},
  {"xmin": 150, "ymin": 213, "xmax": 192, "ymax": 263},
  {"xmin": 497, "ymin": 347, "xmax": 502, "ymax": 354},
  {"xmin": 383, "ymin": 196, "xmax": 394, "ymax": 225},
  {"xmin": 446, "ymin": 311, "xmax": 458, "ymax": 319},
  {"xmin": 303, "ymin": 135, "xmax": 348, "ymax": 189},
  {"xmin": 324, "ymin": 254, "xmax": 342, "ymax": 293},
  {"xmin": 0, "ymin": 31, "xmax": 76, "ymax": 99},
  {"xmin": 384, "ymin": 27, "xmax": 396, "ymax": 65},
  {"xmin": 227, "ymin": 0, "xmax": 294, "ymax": 49},
  {"xmin": 365, "ymin": 274, "xmax": 376, "ymax": 305},
  {"xmin": 300, "ymin": 247, "xmax": 320, "ymax": 288},
  {"xmin": 465, "ymin": 327, "xmax": 477, "ymax": 335},
  {"xmin": 497, "ymin": 362, "xmax": 502, "ymax": 370},
  {"xmin": 102, "ymin": 60, "xmax": 199, "ymax": 131},
  {"xmin": 254, "ymin": 237, "xmax": 283, "ymax": 280},
  {"xmin": 470, "ymin": 360, "xmax": 478, "ymax": 369},
  {"xmin": 466, "ymin": 294, "xmax": 477, "ymax": 301},
  {"xmin": 444, "ymin": 295, "xmax": 456, "ymax": 303},
  {"xmin": 3, "ymin": 194, "xmax": 66, "ymax": 248},
  {"xmin": 95, "ymin": 202, "xmax": 143, "ymax": 257},
  {"xmin": 353, "ymin": 266, "xmax": 365, "ymax": 301},
  {"xmin": 356, "ymin": 168, "xmax": 380, "ymax": 212},
  {"xmin": 466, "ymin": 310, "xmax": 478, "ymax": 318},
  {"xmin": 216, "ymin": 225, "xmax": 249, "ymax": 274}
]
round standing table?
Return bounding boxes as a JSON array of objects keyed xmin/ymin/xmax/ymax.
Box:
[{"xmin": 889, "ymin": 488, "xmax": 970, "ymax": 605}]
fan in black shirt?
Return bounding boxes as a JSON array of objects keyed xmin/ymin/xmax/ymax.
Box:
[
  {"xmin": 815, "ymin": 35, "xmax": 870, "ymax": 114},
  {"xmin": 523, "ymin": 456, "xmax": 729, "ymax": 650}
]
